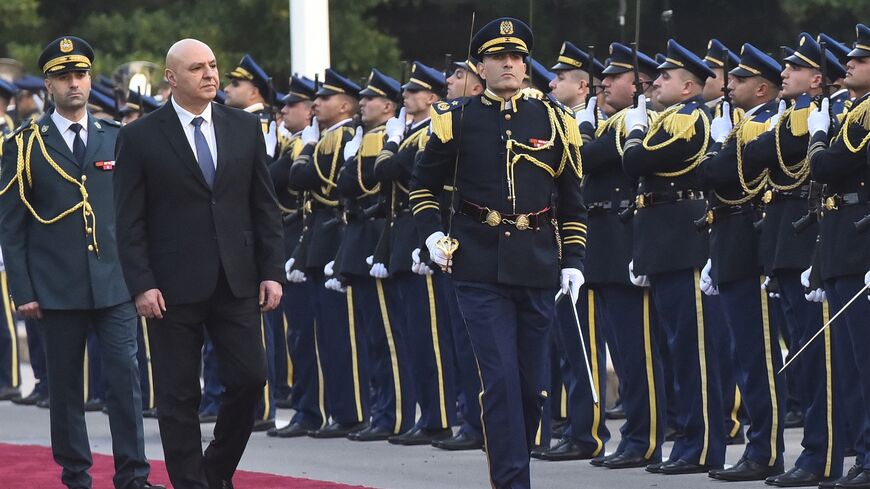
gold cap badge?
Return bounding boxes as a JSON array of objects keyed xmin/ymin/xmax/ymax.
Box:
[
  {"xmin": 499, "ymin": 20, "xmax": 514, "ymax": 35},
  {"xmin": 60, "ymin": 38, "xmax": 74, "ymax": 53}
]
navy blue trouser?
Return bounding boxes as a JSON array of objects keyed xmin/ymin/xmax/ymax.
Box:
[
  {"xmin": 595, "ymin": 283, "xmax": 665, "ymax": 460},
  {"xmin": 454, "ymin": 280, "xmax": 554, "ymax": 489},
  {"xmin": 443, "ymin": 277, "xmax": 483, "ymax": 438},
  {"xmin": 552, "ymin": 286, "xmax": 609, "ymax": 455},
  {"xmin": 41, "ymin": 302, "xmax": 149, "ymax": 489},
  {"xmin": 282, "ymin": 281, "xmax": 324, "ymax": 428},
  {"xmin": 0, "ymin": 271, "xmax": 19, "ymax": 389},
  {"xmin": 718, "ymin": 276, "xmax": 785, "ymax": 466},
  {"xmin": 86, "ymin": 329, "xmax": 105, "ymax": 402},
  {"xmin": 310, "ymin": 271, "xmax": 370, "ymax": 426},
  {"xmin": 265, "ymin": 307, "xmax": 292, "ymax": 402},
  {"xmin": 824, "ymin": 274, "xmax": 870, "ymax": 470},
  {"xmin": 777, "ymin": 270, "xmax": 843, "ymax": 478},
  {"xmin": 706, "ymin": 295, "xmax": 743, "ymax": 437},
  {"xmin": 649, "ymin": 268, "xmax": 726, "ymax": 466},
  {"xmin": 392, "ymin": 271, "xmax": 456, "ymax": 431},
  {"xmin": 348, "ymin": 275, "xmax": 416, "ymax": 433}
]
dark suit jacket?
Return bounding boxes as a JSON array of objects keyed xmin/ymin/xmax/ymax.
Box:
[
  {"xmin": 0, "ymin": 111, "xmax": 130, "ymax": 309},
  {"xmin": 113, "ymin": 101, "xmax": 284, "ymax": 305}
]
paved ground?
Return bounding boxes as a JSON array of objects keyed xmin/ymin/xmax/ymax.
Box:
[{"xmin": 2, "ymin": 364, "xmax": 816, "ymax": 489}]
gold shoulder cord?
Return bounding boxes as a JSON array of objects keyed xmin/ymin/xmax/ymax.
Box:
[
  {"xmin": 839, "ymin": 97, "xmax": 870, "ymax": 153},
  {"xmin": 641, "ymin": 104, "xmax": 711, "ymax": 177},
  {"xmin": 714, "ymin": 118, "xmax": 768, "ymax": 205},
  {"xmin": 312, "ymin": 128, "xmax": 345, "ymax": 204},
  {"xmin": 769, "ymin": 109, "xmax": 809, "ymax": 191},
  {"xmin": 0, "ymin": 122, "xmax": 99, "ymax": 253},
  {"xmin": 356, "ymin": 130, "xmax": 385, "ymax": 197}
]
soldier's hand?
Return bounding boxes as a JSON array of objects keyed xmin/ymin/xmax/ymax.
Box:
[
  {"xmin": 628, "ymin": 260, "xmax": 650, "ymax": 288},
  {"xmin": 576, "ymin": 96, "xmax": 598, "ymax": 128},
  {"xmin": 411, "ymin": 248, "xmax": 434, "ymax": 276},
  {"xmin": 343, "ymin": 126, "xmax": 363, "ymax": 161},
  {"xmin": 624, "ymin": 95, "xmax": 649, "ymax": 133},
  {"xmin": 259, "ymin": 280, "xmax": 283, "ymax": 312},
  {"xmin": 17, "ymin": 301, "xmax": 42, "ymax": 320},
  {"xmin": 301, "ymin": 117, "xmax": 320, "ymax": 145},
  {"xmin": 264, "ymin": 121, "xmax": 278, "ymax": 158},
  {"xmin": 425, "ymin": 231, "xmax": 452, "ymax": 272},
  {"xmin": 135, "ymin": 289, "xmax": 166, "ymax": 319},
  {"xmin": 700, "ymin": 259, "xmax": 719, "ymax": 296},
  {"xmin": 385, "ymin": 108, "xmax": 407, "ymax": 144},
  {"xmin": 560, "ymin": 268, "xmax": 585, "ymax": 304},
  {"xmin": 767, "ymin": 100, "xmax": 786, "ymax": 131},
  {"xmin": 865, "ymin": 270, "xmax": 869, "ymax": 301},
  {"xmin": 807, "ymin": 98, "xmax": 830, "ymax": 137},
  {"xmin": 710, "ymin": 102, "xmax": 733, "ymax": 143}
]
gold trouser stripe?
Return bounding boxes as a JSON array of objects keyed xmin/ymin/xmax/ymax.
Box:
[
  {"xmin": 822, "ymin": 301, "xmax": 834, "ymax": 478},
  {"xmin": 425, "ymin": 275, "xmax": 449, "ymax": 428},
  {"xmin": 140, "ymin": 317, "xmax": 155, "ymax": 410},
  {"xmin": 535, "ymin": 414, "xmax": 543, "ymax": 446},
  {"xmin": 759, "ymin": 279, "xmax": 780, "ymax": 465},
  {"xmin": 346, "ymin": 287, "xmax": 364, "ymax": 422},
  {"xmin": 283, "ymin": 313, "xmax": 293, "ymax": 388},
  {"xmin": 376, "ymin": 279, "xmax": 404, "ymax": 433},
  {"xmin": 313, "ymin": 320, "xmax": 327, "ymax": 428},
  {"xmin": 259, "ymin": 315, "xmax": 271, "ymax": 421},
  {"xmin": 642, "ymin": 289, "xmax": 658, "ymax": 459},
  {"xmin": 1, "ymin": 272, "xmax": 19, "ymax": 387},
  {"xmin": 473, "ymin": 356, "xmax": 497, "ymax": 489},
  {"xmin": 587, "ymin": 289, "xmax": 604, "ymax": 456},
  {"xmin": 83, "ymin": 346, "xmax": 89, "ymax": 402},
  {"xmin": 729, "ymin": 387, "xmax": 742, "ymax": 437},
  {"xmin": 560, "ymin": 384, "xmax": 568, "ymax": 418},
  {"xmin": 693, "ymin": 269, "xmax": 711, "ymax": 465}
]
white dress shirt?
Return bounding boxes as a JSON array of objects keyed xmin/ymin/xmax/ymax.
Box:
[
  {"xmin": 171, "ymin": 97, "xmax": 218, "ymax": 168},
  {"xmin": 51, "ymin": 110, "xmax": 89, "ymax": 153}
]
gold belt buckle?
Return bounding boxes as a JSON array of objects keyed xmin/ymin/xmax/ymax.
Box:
[
  {"xmin": 824, "ymin": 196, "xmax": 838, "ymax": 211},
  {"xmin": 485, "ymin": 209, "xmax": 502, "ymax": 227},
  {"xmin": 635, "ymin": 194, "xmax": 646, "ymax": 209},
  {"xmin": 705, "ymin": 210, "xmax": 714, "ymax": 225},
  {"xmin": 515, "ymin": 214, "xmax": 530, "ymax": 231},
  {"xmin": 762, "ymin": 190, "xmax": 773, "ymax": 204}
]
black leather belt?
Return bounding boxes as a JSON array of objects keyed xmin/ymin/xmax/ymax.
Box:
[
  {"xmin": 761, "ymin": 186, "xmax": 810, "ymax": 204},
  {"xmin": 636, "ymin": 189, "xmax": 705, "ymax": 209},
  {"xmin": 588, "ymin": 199, "xmax": 631, "ymax": 216},
  {"xmin": 823, "ymin": 192, "xmax": 870, "ymax": 211},
  {"xmin": 459, "ymin": 200, "xmax": 550, "ymax": 231}
]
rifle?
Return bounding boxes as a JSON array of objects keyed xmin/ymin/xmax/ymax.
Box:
[
  {"xmin": 721, "ymin": 48, "xmax": 732, "ymax": 115},
  {"xmin": 792, "ymin": 41, "xmax": 831, "ymax": 233},
  {"xmin": 586, "ymin": 45, "xmax": 596, "ymax": 104},
  {"xmin": 444, "ymin": 53, "xmax": 453, "ymax": 79},
  {"xmin": 620, "ymin": 7, "xmax": 644, "ymax": 223}
]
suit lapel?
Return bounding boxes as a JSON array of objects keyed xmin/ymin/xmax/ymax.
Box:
[
  {"xmin": 38, "ymin": 112, "xmax": 80, "ymax": 170},
  {"xmin": 81, "ymin": 113, "xmax": 105, "ymax": 169},
  {"xmin": 157, "ymin": 102, "xmax": 210, "ymax": 190},
  {"xmin": 212, "ymin": 104, "xmax": 231, "ymax": 190}
]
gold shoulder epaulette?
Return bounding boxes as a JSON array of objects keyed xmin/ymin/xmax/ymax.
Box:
[
  {"xmin": 786, "ymin": 102, "xmax": 814, "ymax": 137},
  {"xmin": 521, "ymin": 87, "xmax": 545, "ymax": 100},
  {"xmin": 738, "ymin": 119, "xmax": 770, "ymax": 144},
  {"xmin": 430, "ymin": 98, "xmax": 467, "ymax": 143},
  {"xmin": 659, "ymin": 104, "xmax": 700, "ymax": 141},
  {"xmin": 360, "ymin": 128, "xmax": 385, "ymax": 157},
  {"xmin": 839, "ymin": 97, "xmax": 870, "ymax": 153}
]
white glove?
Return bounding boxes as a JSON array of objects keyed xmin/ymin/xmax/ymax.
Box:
[
  {"xmin": 767, "ymin": 100, "xmax": 786, "ymax": 131},
  {"xmin": 324, "ymin": 278, "xmax": 346, "ymax": 293},
  {"xmin": 367, "ymin": 255, "xmax": 389, "ymax": 279},
  {"xmin": 264, "ymin": 121, "xmax": 278, "ymax": 158},
  {"xmin": 865, "ymin": 270, "xmax": 870, "ymax": 301},
  {"xmin": 385, "ymin": 108, "xmax": 407, "ymax": 145},
  {"xmin": 277, "ymin": 120, "xmax": 292, "ymax": 139},
  {"xmin": 576, "ymin": 96, "xmax": 598, "ymax": 127},
  {"xmin": 624, "ymin": 95, "xmax": 649, "ymax": 133},
  {"xmin": 807, "ymin": 98, "xmax": 830, "ymax": 137},
  {"xmin": 288, "ymin": 269, "xmax": 307, "ymax": 283},
  {"xmin": 285, "ymin": 258, "xmax": 294, "ymax": 279},
  {"xmin": 628, "ymin": 260, "xmax": 650, "ymax": 287},
  {"xmin": 700, "ymin": 259, "xmax": 719, "ymax": 296},
  {"xmin": 425, "ymin": 231, "xmax": 451, "ymax": 272},
  {"xmin": 301, "ymin": 116, "xmax": 320, "ymax": 145},
  {"xmin": 710, "ymin": 102, "xmax": 733, "ymax": 143},
  {"xmin": 762, "ymin": 276, "xmax": 770, "ymax": 289},
  {"xmin": 800, "ymin": 266, "xmax": 825, "ymax": 302},
  {"xmin": 324, "ymin": 260, "xmax": 335, "ymax": 277},
  {"xmin": 411, "ymin": 248, "xmax": 434, "ymax": 276},
  {"xmin": 0, "ymin": 247, "xmax": 5, "ymax": 273},
  {"xmin": 343, "ymin": 126, "xmax": 363, "ymax": 161},
  {"xmin": 560, "ymin": 268, "xmax": 585, "ymax": 304}
]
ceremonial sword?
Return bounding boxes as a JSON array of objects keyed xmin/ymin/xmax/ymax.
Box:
[{"xmin": 555, "ymin": 289, "xmax": 600, "ymax": 405}]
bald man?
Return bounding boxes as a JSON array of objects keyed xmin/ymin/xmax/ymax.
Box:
[{"xmin": 114, "ymin": 39, "xmax": 285, "ymax": 489}]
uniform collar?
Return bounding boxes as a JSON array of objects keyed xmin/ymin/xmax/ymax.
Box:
[
  {"xmin": 50, "ymin": 109, "xmax": 88, "ymax": 135},
  {"xmin": 326, "ymin": 118, "xmax": 353, "ymax": 132},
  {"xmin": 482, "ymin": 88, "xmax": 523, "ymax": 112},
  {"xmin": 244, "ymin": 102, "xmax": 266, "ymax": 113}
]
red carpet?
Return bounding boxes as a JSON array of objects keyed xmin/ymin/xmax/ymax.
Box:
[{"xmin": 2, "ymin": 443, "xmax": 375, "ymax": 489}]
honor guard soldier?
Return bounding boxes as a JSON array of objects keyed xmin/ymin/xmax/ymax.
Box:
[
  {"xmin": 533, "ymin": 41, "xmax": 611, "ymax": 462},
  {"xmin": 806, "ymin": 24, "xmax": 870, "ymax": 488},
  {"xmin": 330, "ymin": 69, "xmax": 417, "ymax": 442},
  {"xmin": 268, "ymin": 75, "xmax": 325, "ymax": 436},
  {"xmin": 120, "ymin": 90, "xmax": 161, "ymax": 125},
  {"xmin": 621, "ymin": 39, "xmax": 728, "ymax": 475},
  {"xmin": 288, "ymin": 68, "xmax": 372, "ymax": 438},
  {"xmin": 226, "ymin": 54, "xmax": 278, "ymax": 157},
  {"xmin": 697, "ymin": 43, "xmax": 787, "ymax": 481},
  {"xmin": 446, "ymin": 58, "xmax": 485, "ymax": 99},
  {"xmin": 0, "ymin": 76, "xmax": 21, "ymax": 402},
  {"xmin": 702, "ymin": 39, "xmax": 741, "ymax": 110},
  {"xmin": 571, "ymin": 42, "xmax": 667, "ymax": 470},
  {"xmin": 410, "ymin": 17, "xmax": 587, "ymax": 489},
  {"xmin": 0, "ymin": 36, "xmax": 162, "ymax": 489},
  {"xmin": 373, "ymin": 60, "xmax": 458, "ymax": 446},
  {"xmin": 817, "ymin": 33, "xmax": 855, "ymax": 114},
  {"xmin": 741, "ymin": 33, "xmax": 848, "ymax": 487}
]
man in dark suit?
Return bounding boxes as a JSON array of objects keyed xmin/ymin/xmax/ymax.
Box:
[
  {"xmin": 0, "ymin": 36, "xmax": 161, "ymax": 489},
  {"xmin": 113, "ymin": 38, "xmax": 284, "ymax": 489}
]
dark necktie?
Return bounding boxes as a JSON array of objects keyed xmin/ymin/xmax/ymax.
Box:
[
  {"xmin": 191, "ymin": 116, "xmax": 215, "ymax": 188},
  {"xmin": 69, "ymin": 123, "xmax": 86, "ymax": 166}
]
